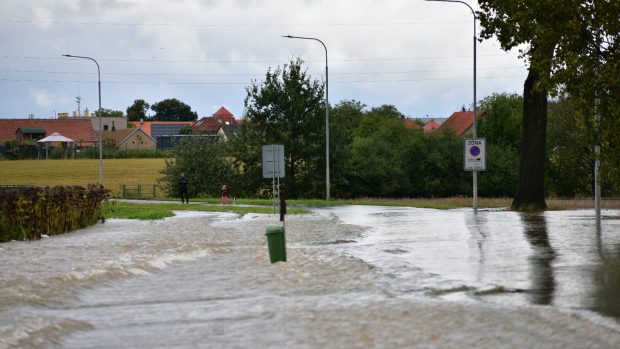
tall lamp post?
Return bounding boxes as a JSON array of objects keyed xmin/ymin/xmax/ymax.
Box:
[
  {"xmin": 62, "ymin": 54, "xmax": 104, "ymax": 186},
  {"xmin": 283, "ymin": 35, "xmax": 330, "ymax": 200},
  {"xmin": 426, "ymin": 0, "xmax": 478, "ymax": 210}
]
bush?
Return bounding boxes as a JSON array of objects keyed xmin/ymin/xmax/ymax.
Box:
[
  {"xmin": 159, "ymin": 137, "xmax": 237, "ymax": 198},
  {"xmin": 0, "ymin": 185, "xmax": 110, "ymax": 242}
]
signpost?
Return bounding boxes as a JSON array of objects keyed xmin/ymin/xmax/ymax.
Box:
[
  {"xmin": 464, "ymin": 138, "xmax": 486, "ymax": 171},
  {"xmin": 262, "ymin": 144, "xmax": 285, "ymax": 179},
  {"xmin": 263, "ymin": 145, "xmax": 285, "ymax": 214},
  {"xmin": 464, "ymin": 138, "xmax": 485, "ymax": 210}
]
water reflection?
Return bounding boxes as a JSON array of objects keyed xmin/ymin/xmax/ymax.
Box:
[
  {"xmin": 465, "ymin": 211, "xmax": 489, "ymax": 284},
  {"xmin": 520, "ymin": 212, "xmax": 555, "ymax": 305},
  {"xmin": 591, "ymin": 237, "xmax": 620, "ymax": 319}
]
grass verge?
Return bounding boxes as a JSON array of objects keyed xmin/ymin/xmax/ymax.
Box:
[{"xmin": 104, "ymin": 201, "xmax": 311, "ymax": 220}]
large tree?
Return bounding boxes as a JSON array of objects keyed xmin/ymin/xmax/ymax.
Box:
[
  {"xmin": 242, "ymin": 58, "xmax": 325, "ymax": 198},
  {"xmin": 478, "ymin": 0, "xmax": 619, "ymax": 210},
  {"xmin": 126, "ymin": 99, "xmax": 150, "ymax": 122},
  {"xmin": 151, "ymin": 98, "xmax": 198, "ymax": 121},
  {"xmin": 330, "ymin": 100, "xmax": 365, "ymax": 197}
]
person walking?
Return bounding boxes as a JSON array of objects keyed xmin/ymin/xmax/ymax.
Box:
[
  {"xmin": 220, "ymin": 184, "xmax": 228, "ymax": 205},
  {"xmin": 178, "ymin": 173, "xmax": 189, "ymax": 204}
]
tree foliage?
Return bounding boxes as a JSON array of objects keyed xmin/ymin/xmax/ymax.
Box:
[
  {"xmin": 477, "ymin": 93, "xmax": 523, "ymax": 197},
  {"xmin": 159, "ymin": 137, "xmax": 235, "ymax": 198},
  {"xmin": 478, "ymin": 0, "xmax": 620, "ymax": 210},
  {"xmin": 241, "ymin": 58, "xmax": 325, "ymax": 198},
  {"xmin": 126, "ymin": 99, "xmax": 150, "ymax": 122},
  {"xmin": 94, "ymin": 108, "xmax": 124, "ymax": 118},
  {"xmin": 330, "ymin": 100, "xmax": 365, "ymax": 197},
  {"xmin": 151, "ymin": 98, "xmax": 198, "ymax": 121}
]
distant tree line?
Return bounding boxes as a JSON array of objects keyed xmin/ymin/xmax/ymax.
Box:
[
  {"xmin": 126, "ymin": 98, "xmax": 198, "ymax": 122},
  {"xmin": 160, "ymin": 59, "xmax": 620, "ymax": 200},
  {"xmin": 89, "ymin": 98, "xmax": 199, "ymax": 122}
]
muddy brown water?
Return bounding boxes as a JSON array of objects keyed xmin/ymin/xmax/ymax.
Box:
[{"xmin": 1, "ymin": 206, "xmax": 620, "ymax": 348}]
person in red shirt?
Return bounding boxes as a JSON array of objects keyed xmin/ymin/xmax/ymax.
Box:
[{"xmin": 220, "ymin": 184, "xmax": 228, "ymax": 205}]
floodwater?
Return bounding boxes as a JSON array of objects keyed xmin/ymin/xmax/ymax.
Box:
[{"xmin": 1, "ymin": 206, "xmax": 620, "ymax": 348}]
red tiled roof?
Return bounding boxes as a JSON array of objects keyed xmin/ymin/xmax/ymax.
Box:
[
  {"xmin": 130, "ymin": 121, "xmax": 194, "ymax": 137},
  {"xmin": 437, "ymin": 111, "xmax": 483, "ymax": 136},
  {"xmin": 398, "ymin": 115, "xmax": 421, "ymax": 130},
  {"xmin": 0, "ymin": 119, "xmax": 96, "ymax": 145},
  {"xmin": 423, "ymin": 119, "xmax": 441, "ymax": 133},
  {"xmin": 193, "ymin": 107, "xmax": 238, "ymax": 133},
  {"xmin": 213, "ymin": 106, "xmax": 233, "ymax": 118},
  {"xmin": 403, "ymin": 119, "xmax": 422, "ymax": 129}
]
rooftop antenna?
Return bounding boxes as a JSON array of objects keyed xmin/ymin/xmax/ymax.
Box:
[
  {"xmin": 76, "ymin": 81, "xmax": 82, "ymax": 117},
  {"xmin": 76, "ymin": 96, "xmax": 82, "ymax": 117}
]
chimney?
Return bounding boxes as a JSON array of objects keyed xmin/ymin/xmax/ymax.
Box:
[
  {"xmin": 72, "ymin": 111, "xmax": 78, "ymax": 117},
  {"xmin": 84, "ymin": 108, "xmax": 90, "ymax": 117}
]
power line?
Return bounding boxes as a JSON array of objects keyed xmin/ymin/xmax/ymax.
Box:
[
  {"xmin": 1, "ymin": 66, "xmax": 525, "ymax": 77},
  {"xmin": 0, "ymin": 75, "xmax": 525, "ymax": 86},
  {"xmin": 2, "ymin": 18, "xmax": 468, "ymax": 28},
  {"xmin": 1, "ymin": 53, "xmax": 509, "ymax": 64}
]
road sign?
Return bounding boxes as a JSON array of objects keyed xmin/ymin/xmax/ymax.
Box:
[
  {"xmin": 262, "ymin": 144, "xmax": 285, "ymax": 178},
  {"xmin": 464, "ymin": 138, "xmax": 486, "ymax": 171}
]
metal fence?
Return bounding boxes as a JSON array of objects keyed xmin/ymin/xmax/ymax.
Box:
[{"xmin": 121, "ymin": 184, "xmax": 158, "ymax": 199}]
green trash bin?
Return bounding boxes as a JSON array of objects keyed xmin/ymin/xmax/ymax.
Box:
[{"xmin": 265, "ymin": 224, "xmax": 286, "ymax": 263}]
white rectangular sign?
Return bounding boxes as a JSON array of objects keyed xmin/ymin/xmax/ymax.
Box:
[
  {"xmin": 262, "ymin": 144, "xmax": 285, "ymax": 178},
  {"xmin": 464, "ymin": 138, "xmax": 486, "ymax": 171}
]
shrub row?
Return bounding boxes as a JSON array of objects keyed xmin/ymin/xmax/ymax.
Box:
[{"xmin": 0, "ymin": 185, "xmax": 110, "ymax": 242}]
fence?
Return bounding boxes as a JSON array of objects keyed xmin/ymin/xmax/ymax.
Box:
[{"xmin": 121, "ymin": 184, "xmax": 158, "ymax": 199}]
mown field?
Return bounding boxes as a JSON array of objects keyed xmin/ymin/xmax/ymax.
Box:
[{"xmin": 0, "ymin": 158, "xmax": 166, "ymax": 197}]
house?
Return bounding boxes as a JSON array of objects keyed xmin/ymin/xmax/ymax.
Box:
[
  {"xmin": 131, "ymin": 121, "xmax": 194, "ymax": 140},
  {"xmin": 193, "ymin": 106, "xmax": 239, "ymax": 134},
  {"xmin": 423, "ymin": 119, "xmax": 441, "ymax": 133},
  {"xmin": 399, "ymin": 115, "xmax": 422, "ymax": 130},
  {"xmin": 103, "ymin": 128, "xmax": 156, "ymax": 151},
  {"xmin": 58, "ymin": 109, "xmax": 128, "ymax": 132},
  {"xmin": 217, "ymin": 123, "xmax": 242, "ymax": 142},
  {"xmin": 16, "ymin": 127, "xmax": 46, "ymax": 143},
  {"xmin": 437, "ymin": 111, "xmax": 484, "ymax": 136},
  {"xmin": 0, "ymin": 119, "xmax": 97, "ymax": 146}
]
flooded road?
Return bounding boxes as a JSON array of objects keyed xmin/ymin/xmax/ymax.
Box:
[{"xmin": 1, "ymin": 206, "xmax": 620, "ymax": 348}]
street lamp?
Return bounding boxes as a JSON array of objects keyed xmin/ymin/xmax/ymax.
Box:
[
  {"xmin": 426, "ymin": 0, "xmax": 478, "ymax": 210},
  {"xmin": 62, "ymin": 54, "xmax": 104, "ymax": 186},
  {"xmin": 283, "ymin": 35, "xmax": 331, "ymax": 200}
]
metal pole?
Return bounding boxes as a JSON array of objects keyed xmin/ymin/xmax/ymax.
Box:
[
  {"xmin": 62, "ymin": 54, "xmax": 104, "ymax": 186},
  {"xmin": 283, "ymin": 35, "xmax": 330, "ymax": 200},
  {"xmin": 594, "ymin": 93, "xmax": 601, "ymax": 226},
  {"xmin": 426, "ymin": 0, "xmax": 477, "ymax": 210}
]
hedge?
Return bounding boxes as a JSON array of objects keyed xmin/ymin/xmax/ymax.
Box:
[{"xmin": 0, "ymin": 185, "xmax": 110, "ymax": 242}]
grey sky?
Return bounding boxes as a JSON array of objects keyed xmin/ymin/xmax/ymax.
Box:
[{"xmin": 0, "ymin": 0, "xmax": 528, "ymax": 119}]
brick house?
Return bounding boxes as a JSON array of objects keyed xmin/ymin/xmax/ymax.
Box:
[
  {"xmin": 423, "ymin": 119, "xmax": 442, "ymax": 133},
  {"xmin": 437, "ymin": 111, "xmax": 484, "ymax": 136},
  {"xmin": 0, "ymin": 119, "xmax": 97, "ymax": 146},
  {"xmin": 103, "ymin": 128, "xmax": 156, "ymax": 151},
  {"xmin": 193, "ymin": 107, "xmax": 239, "ymax": 134}
]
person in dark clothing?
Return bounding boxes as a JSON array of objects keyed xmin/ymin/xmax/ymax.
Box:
[{"xmin": 178, "ymin": 173, "xmax": 189, "ymax": 204}]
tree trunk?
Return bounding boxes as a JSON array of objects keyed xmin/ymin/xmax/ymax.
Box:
[{"xmin": 511, "ymin": 68, "xmax": 548, "ymax": 211}]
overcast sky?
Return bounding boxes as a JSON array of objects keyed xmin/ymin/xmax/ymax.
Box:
[{"xmin": 0, "ymin": 0, "xmax": 528, "ymax": 120}]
